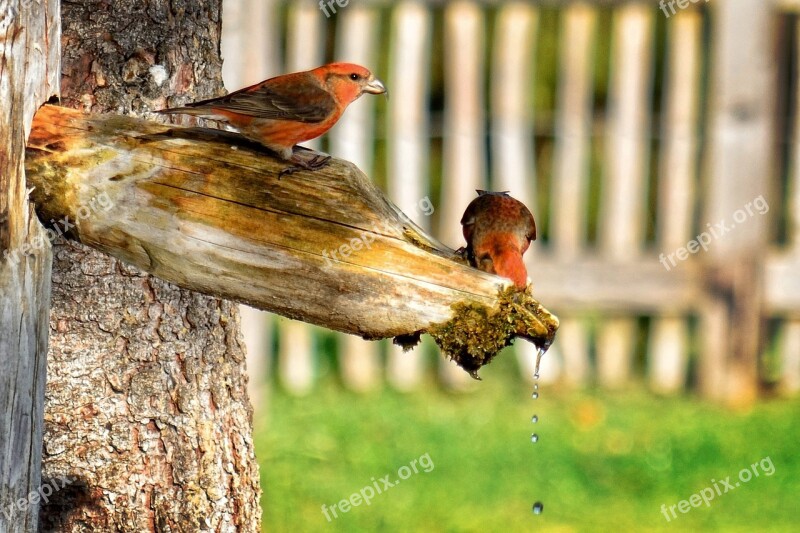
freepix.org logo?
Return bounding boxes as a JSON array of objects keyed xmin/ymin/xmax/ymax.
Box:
[{"xmin": 660, "ymin": 456, "xmax": 775, "ymax": 522}]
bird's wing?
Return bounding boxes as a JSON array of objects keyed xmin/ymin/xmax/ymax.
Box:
[{"xmin": 183, "ymin": 72, "xmax": 336, "ymax": 123}]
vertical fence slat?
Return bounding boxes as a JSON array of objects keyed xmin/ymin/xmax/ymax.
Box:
[
  {"xmin": 440, "ymin": 0, "xmax": 487, "ymax": 388},
  {"xmin": 242, "ymin": 0, "xmax": 282, "ymax": 84},
  {"xmin": 286, "ymin": 0, "xmax": 326, "ymax": 151},
  {"xmin": 278, "ymin": 1, "xmax": 326, "ymax": 394},
  {"xmin": 221, "ymin": 0, "xmax": 282, "ymax": 408},
  {"xmin": 221, "ymin": 0, "xmax": 245, "ymax": 90},
  {"xmin": 776, "ymin": 18, "xmax": 800, "ymax": 396},
  {"xmin": 386, "ymin": 1, "xmax": 433, "ymax": 391},
  {"xmin": 240, "ymin": 306, "xmax": 272, "ymax": 407},
  {"xmin": 331, "ymin": 6, "xmax": 383, "ymax": 392},
  {"xmin": 221, "ymin": 0, "xmax": 282, "ymax": 87},
  {"xmin": 550, "ymin": 2, "xmax": 597, "ymax": 387},
  {"xmin": 278, "ymin": 319, "xmax": 315, "ymax": 396},
  {"xmin": 700, "ymin": 0, "xmax": 775, "ymax": 402},
  {"xmin": 780, "ymin": 323, "xmax": 800, "ymax": 394},
  {"xmin": 598, "ymin": 3, "xmax": 653, "ymax": 388},
  {"xmin": 791, "ymin": 18, "xmax": 800, "ymax": 254},
  {"xmin": 490, "ymin": 3, "xmax": 556, "ymax": 382},
  {"xmin": 649, "ymin": 10, "xmax": 702, "ymax": 394},
  {"xmin": 491, "ymin": 3, "xmax": 537, "ymax": 192}
]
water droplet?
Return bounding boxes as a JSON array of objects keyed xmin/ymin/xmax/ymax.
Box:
[
  {"xmin": 531, "ymin": 391, "xmax": 539, "ymax": 399},
  {"xmin": 534, "ymin": 383, "xmax": 539, "ymax": 391},
  {"xmin": 531, "ymin": 415, "xmax": 538, "ymax": 423},
  {"xmin": 534, "ymin": 347, "xmax": 545, "ymax": 379},
  {"xmin": 532, "ymin": 502, "xmax": 544, "ymax": 515},
  {"xmin": 530, "ymin": 433, "xmax": 539, "ymax": 443}
]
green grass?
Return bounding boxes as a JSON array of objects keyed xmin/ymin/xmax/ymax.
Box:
[{"xmin": 254, "ymin": 356, "xmax": 800, "ymax": 532}]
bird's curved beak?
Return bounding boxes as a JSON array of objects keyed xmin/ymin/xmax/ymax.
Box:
[{"xmin": 364, "ymin": 77, "xmax": 388, "ymax": 97}]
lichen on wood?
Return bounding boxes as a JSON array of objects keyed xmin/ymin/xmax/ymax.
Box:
[{"xmin": 427, "ymin": 286, "xmax": 560, "ymax": 378}]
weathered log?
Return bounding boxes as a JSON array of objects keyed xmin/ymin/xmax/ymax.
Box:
[{"xmin": 26, "ymin": 104, "xmax": 558, "ymax": 374}]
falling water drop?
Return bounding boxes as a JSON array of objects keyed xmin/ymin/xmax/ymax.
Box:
[
  {"xmin": 531, "ymin": 391, "xmax": 539, "ymax": 399},
  {"xmin": 534, "ymin": 383, "xmax": 539, "ymax": 391},
  {"xmin": 531, "ymin": 415, "xmax": 538, "ymax": 423},
  {"xmin": 533, "ymin": 347, "xmax": 545, "ymax": 379},
  {"xmin": 530, "ymin": 433, "xmax": 539, "ymax": 443},
  {"xmin": 532, "ymin": 502, "xmax": 544, "ymax": 515}
]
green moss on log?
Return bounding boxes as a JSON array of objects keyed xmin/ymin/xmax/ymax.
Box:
[{"xmin": 427, "ymin": 286, "xmax": 559, "ymax": 379}]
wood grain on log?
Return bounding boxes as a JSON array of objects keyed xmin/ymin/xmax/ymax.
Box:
[{"xmin": 26, "ymin": 104, "xmax": 558, "ymax": 375}]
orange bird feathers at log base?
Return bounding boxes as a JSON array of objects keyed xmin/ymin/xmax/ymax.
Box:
[
  {"xmin": 460, "ymin": 191, "xmax": 537, "ymax": 289},
  {"xmin": 157, "ymin": 62, "xmax": 387, "ymax": 174}
]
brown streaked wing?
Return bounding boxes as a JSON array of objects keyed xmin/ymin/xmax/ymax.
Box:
[{"xmin": 186, "ymin": 72, "xmax": 336, "ymax": 123}]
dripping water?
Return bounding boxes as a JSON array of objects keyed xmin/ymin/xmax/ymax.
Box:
[{"xmin": 530, "ymin": 346, "xmax": 545, "ymax": 515}]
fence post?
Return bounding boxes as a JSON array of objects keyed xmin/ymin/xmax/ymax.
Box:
[
  {"xmin": 0, "ymin": 1, "xmax": 59, "ymax": 530},
  {"xmin": 700, "ymin": 0, "xmax": 776, "ymax": 403}
]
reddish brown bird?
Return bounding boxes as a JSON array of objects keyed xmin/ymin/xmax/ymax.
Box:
[
  {"xmin": 157, "ymin": 62, "xmax": 387, "ymax": 173},
  {"xmin": 460, "ymin": 190, "xmax": 537, "ymax": 289}
]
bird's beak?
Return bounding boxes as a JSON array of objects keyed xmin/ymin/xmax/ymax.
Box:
[{"xmin": 364, "ymin": 77, "xmax": 388, "ymax": 96}]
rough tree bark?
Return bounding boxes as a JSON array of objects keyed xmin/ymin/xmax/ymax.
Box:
[
  {"xmin": 38, "ymin": 1, "xmax": 261, "ymax": 530},
  {"xmin": 0, "ymin": 0, "xmax": 59, "ymax": 531}
]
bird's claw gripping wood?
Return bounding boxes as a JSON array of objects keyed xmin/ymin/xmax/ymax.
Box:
[
  {"xmin": 25, "ymin": 105, "xmax": 559, "ymax": 377},
  {"xmin": 279, "ymin": 150, "xmax": 333, "ymax": 178}
]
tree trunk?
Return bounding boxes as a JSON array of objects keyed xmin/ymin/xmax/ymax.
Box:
[
  {"xmin": 0, "ymin": 0, "xmax": 59, "ymax": 531},
  {"xmin": 38, "ymin": 1, "xmax": 261, "ymax": 530}
]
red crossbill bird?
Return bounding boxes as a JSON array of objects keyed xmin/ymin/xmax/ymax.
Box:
[
  {"xmin": 460, "ymin": 190, "xmax": 537, "ymax": 289},
  {"xmin": 157, "ymin": 62, "xmax": 387, "ymax": 174}
]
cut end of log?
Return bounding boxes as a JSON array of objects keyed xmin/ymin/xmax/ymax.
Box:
[{"xmin": 423, "ymin": 286, "xmax": 559, "ymax": 379}]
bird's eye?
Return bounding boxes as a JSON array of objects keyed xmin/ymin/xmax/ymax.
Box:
[{"xmin": 349, "ymin": 73, "xmax": 359, "ymax": 80}]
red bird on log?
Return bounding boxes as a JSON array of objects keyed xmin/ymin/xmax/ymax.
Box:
[
  {"xmin": 460, "ymin": 190, "xmax": 537, "ymax": 289},
  {"xmin": 157, "ymin": 62, "xmax": 387, "ymax": 174}
]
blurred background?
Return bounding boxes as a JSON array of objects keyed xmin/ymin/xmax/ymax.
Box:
[{"xmin": 220, "ymin": 0, "xmax": 800, "ymax": 531}]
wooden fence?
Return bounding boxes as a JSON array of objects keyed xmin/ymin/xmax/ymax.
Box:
[{"xmin": 220, "ymin": 0, "xmax": 800, "ymax": 401}]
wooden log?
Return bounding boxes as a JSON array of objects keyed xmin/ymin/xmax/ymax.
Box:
[{"xmin": 26, "ymin": 105, "xmax": 558, "ymax": 376}]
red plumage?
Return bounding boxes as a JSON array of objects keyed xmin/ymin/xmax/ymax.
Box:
[
  {"xmin": 157, "ymin": 62, "xmax": 386, "ymax": 173},
  {"xmin": 460, "ymin": 190, "xmax": 537, "ymax": 289}
]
